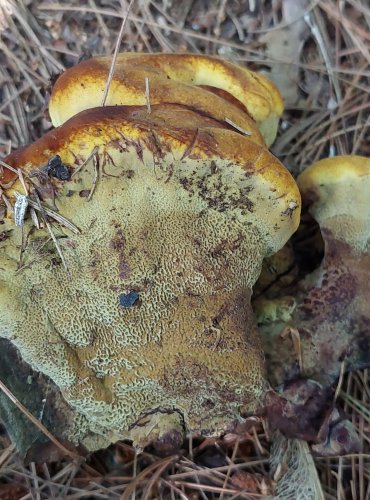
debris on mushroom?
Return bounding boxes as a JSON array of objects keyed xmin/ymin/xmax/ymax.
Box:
[
  {"xmin": 258, "ymin": 155, "xmax": 370, "ymax": 387},
  {"xmin": 48, "ymin": 53, "xmax": 284, "ymax": 146},
  {"xmin": 252, "ymin": 242, "xmax": 298, "ymax": 297},
  {"xmin": 254, "ymin": 296, "xmax": 297, "ymax": 325},
  {"xmin": 0, "ymin": 96, "xmax": 300, "ymax": 450}
]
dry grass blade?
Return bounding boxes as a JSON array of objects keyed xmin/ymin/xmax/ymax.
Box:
[
  {"xmin": 0, "ymin": 161, "xmax": 78, "ymax": 238},
  {"xmin": 0, "ymin": 444, "xmax": 16, "ymax": 469},
  {"xmin": 334, "ymin": 361, "xmax": 346, "ymax": 401},
  {"xmin": 187, "ymin": 435, "xmax": 208, "ymax": 500},
  {"xmin": 9, "ymin": 0, "xmax": 63, "ymax": 73},
  {"xmin": 304, "ymin": 9, "xmax": 342, "ymax": 103},
  {"xmin": 87, "ymin": 153, "xmax": 100, "ymax": 201},
  {"xmin": 280, "ymin": 327, "xmax": 303, "ymax": 374},
  {"xmin": 142, "ymin": 456, "xmax": 178, "ymax": 499},
  {"xmin": 168, "ymin": 458, "xmax": 270, "ymax": 479},
  {"xmin": 220, "ymin": 438, "xmax": 240, "ymax": 500},
  {"xmin": 72, "ymin": 146, "xmax": 99, "ymax": 177},
  {"xmin": 172, "ymin": 480, "xmax": 255, "ymax": 496},
  {"xmin": 26, "ymin": 200, "xmax": 80, "ymax": 234},
  {"xmin": 120, "ymin": 455, "xmax": 178, "ymax": 500},
  {"xmin": 37, "ymin": 3, "xmax": 270, "ymax": 59},
  {"xmin": 145, "ymin": 76, "xmax": 151, "ymax": 114},
  {"xmin": 0, "ymin": 159, "xmax": 19, "ymax": 175},
  {"xmin": 0, "ymin": 66, "xmax": 31, "ymax": 146},
  {"xmin": 33, "ymin": 191, "xmax": 69, "ymax": 273},
  {"xmin": 101, "ymin": 0, "xmax": 136, "ymax": 106},
  {"xmin": 224, "ymin": 117, "xmax": 252, "ymax": 136}
]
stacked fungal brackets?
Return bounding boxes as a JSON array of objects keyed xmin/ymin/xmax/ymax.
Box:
[{"xmin": 0, "ymin": 53, "xmax": 368, "ymax": 455}]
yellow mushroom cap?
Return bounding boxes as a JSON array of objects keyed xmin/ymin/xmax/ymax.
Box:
[
  {"xmin": 0, "ymin": 103, "xmax": 299, "ymax": 446},
  {"xmin": 49, "ymin": 53, "xmax": 284, "ymax": 146},
  {"xmin": 0, "ymin": 103, "xmax": 299, "ymax": 447},
  {"xmin": 2, "ymin": 104, "xmax": 300, "ymax": 254},
  {"xmin": 298, "ymin": 155, "xmax": 370, "ymax": 251}
]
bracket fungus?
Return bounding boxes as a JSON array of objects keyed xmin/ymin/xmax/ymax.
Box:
[
  {"xmin": 258, "ymin": 155, "xmax": 370, "ymax": 387},
  {"xmin": 0, "ymin": 53, "xmax": 300, "ymax": 451},
  {"xmin": 49, "ymin": 52, "xmax": 283, "ymax": 146}
]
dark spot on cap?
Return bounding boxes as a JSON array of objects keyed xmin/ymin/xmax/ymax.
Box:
[
  {"xmin": 203, "ymin": 399, "xmax": 215, "ymax": 409},
  {"xmin": 47, "ymin": 155, "xmax": 71, "ymax": 181},
  {"xmin": 119, "ymin": 291, "xmax": 139, "ymax": 308}
]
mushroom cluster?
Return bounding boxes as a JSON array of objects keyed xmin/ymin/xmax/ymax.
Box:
[
  {"xmin": 0, "ymin": 53, "xmax": 300, "ymax": 451},
  {"xmin": 257, "ymin": 155, "xmax": 370, "ymax": 388}
]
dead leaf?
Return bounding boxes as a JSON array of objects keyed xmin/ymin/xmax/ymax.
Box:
[
  {"xmin": 0, "ymin": 484, "xmax": 28, "ymax": 500},
  {"xmin": 260, "ymin": 0, "xmax": 310, "ymax": 106},
  {"xmin": 231, "ymin": 470, "xmax": 261, "ymax": 493}
]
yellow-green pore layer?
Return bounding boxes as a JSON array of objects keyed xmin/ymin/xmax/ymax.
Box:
[{"xmin": 0, "ymin": 105, "xmax": 300, "ymax": 449}]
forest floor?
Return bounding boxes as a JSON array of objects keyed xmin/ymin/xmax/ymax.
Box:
[{"xmin": 0, "ymin": 1, "xmax": 369, "ymax": 498}]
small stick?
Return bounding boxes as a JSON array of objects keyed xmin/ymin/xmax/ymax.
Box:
[
  {"xmin": 1, "ymin": 160, "xmax": 79, "ymax": 234},
  {"xmin": 33, "ymin": 191, "xmax": 69, "ymax": 273},
  {"xmin": 72, "ymin": 146, "xmax": 99, "ymax": 177},
  {"xmin": 224, "ymin": 117, "xmax": 252, "ymax": 135},
  {"xmin": 27, "ymin": 199, "xmax": 80, "ymax": 234},
  {"xmin": 17, "ymin": 224, "xmax": 32, "ymax": 271},
  {"xmin": 101, "ymin": 0, "xmax": 136, "ymax": 106},
  {"xmin": 16, "ymin": 168, "xmax": 28, "ymax": 195},
  {"xmin": 145, "ymin": 76, "xmax": 151, "ymax": 114},
  {"xmin": 30, "ymin": 208, "xmax": 40, "ymax": 229},
  {"xmin": 0, "ymin": 159, "xmax": 19, "ymax": 175},
  {"xmin": 87, "ymin": 154, "xmax": 100, "ymax": 201},
  {"xmin": 280, "ymin": 326, "xmax": 303, "ymax": 373},
  {"xmin": 181, "ymin": 128, "xmax": 199, "ymax": 160},
  {"xmin": 334, "ymin": 360, "xmax": 346, "ymax": 401},
  {"xmin": 304, "ymin": 11, "xmax": 342, "ymax": 102},
  {"xmin": 15, "ymin": 236, "xmax": 52, "ymax": 274}
]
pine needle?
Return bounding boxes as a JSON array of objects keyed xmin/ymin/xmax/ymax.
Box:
[
  {"xmin": 224, "ymin": 117, "xmax": 252, "ymax": 136},
  {"xmin": 101, "ymin": 0, "xmax": 136, "ymax": 106},
  {"xmin": 33, "ymin": 190, "xmax": 70, "ymax": 273}
]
